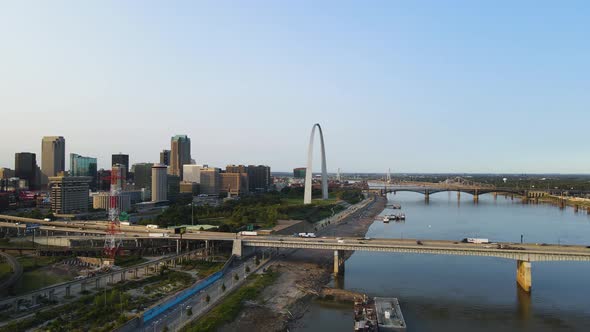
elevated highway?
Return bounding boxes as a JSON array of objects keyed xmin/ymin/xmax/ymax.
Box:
[{"xmin": 3, "ymin": 214, "xmax": 590, "ymax": 292}]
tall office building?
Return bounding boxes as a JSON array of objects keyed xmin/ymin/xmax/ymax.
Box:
[
  {"xmin": 111, "ymin": 164, "xmax": 127, "ymax": 191},
  {"xmin": 0, "ymin": 168, "xmax": 14, "ymax": 179},
  {"xmin": 41, "ymin": 136, "xmax": 65, "ymax": 185},
  {"xmin": 220, "ymin": 172, "xmax": 249, "ymax": 196},
  {"xmin": 151, "ymin": 164, "xmax": 168, "ymax": 202},
  {"xmin": 132, "ymin": 163, "xmax": 153, "ymax": 190},
  {"xmin": 15, "ymin": 152, "xmax": 38, "ymax": 189},
  {"xmin": 112, "ymin": 154, "xmax": 129, "ymax": 179},
  {"xmin": 70, "ymin": 154, "xmax": 97, "ymax": 190},
  {"xmin": 199, "ymin": 167, "xmax": 220, "ymax": 195},
  {"xmin": 97, "ymin": 169, "xmax": 112, "ymax": 191},
  {"xmin": 293, "ymin": 167, "xmax": 306, "ymax": 179},
  {"xmin": 167, "ymin": 175, "xmax": 180, "ymax": 202},
  {"xmin": 49, "ymin": 176, "xmax": 91, "ymax": 214},
  {"xmin": 160, "ymin": 150, "xmax": 170, "ymax": 166},
  {"xmin": 170, "ymin": 135, "xmax": 191, "ymax": 180},
  {"xmin": 183, "ymin": 164, "xmax": 204, "ymax": 183},
  {"xmin": 247, "ymin": 165, "xmax": 271, "ymax": 192},
  {"xmin": 226, "ymin": 165, "xmax": 248, "ymax": 173}
]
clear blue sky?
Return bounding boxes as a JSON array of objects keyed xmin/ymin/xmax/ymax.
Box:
[{"xmin": 1, "ymin": 1, "xmax": 589, "ymax": 173}]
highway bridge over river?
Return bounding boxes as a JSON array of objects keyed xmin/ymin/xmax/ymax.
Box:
[{"xmin": 2, "ymin": 214, "xmax": 590, "ymax": 293}]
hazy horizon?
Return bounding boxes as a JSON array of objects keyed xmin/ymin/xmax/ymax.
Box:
[{"xmin": 2, "ymin": 1, "xmax": 589, "ymax": 173}]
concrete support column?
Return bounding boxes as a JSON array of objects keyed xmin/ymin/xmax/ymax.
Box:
[
  {"xmin": 516, "ymin": 260, "xmax": 532, "ymax": 293},
  {"xmin": 121, "ymin": 272, "xmax": 126, "ymax": 282},
  {"xmin": 473, "ymin": 194, "xmax": 479, "ymax": 203},
  {"xmin": 31, "ymin": 295, "xmax": 38, "ymax": 306},
  {"xmin": 232, "ymin": 239, "xmax": 243, "ymax": 257},
  {"xmin": 457, "ymin": 191, "xmax": 461, "ymax": 200},
  {"xmin": 95, "ymin": 278, "xmax": 100, "ymax": 289},
  {"xmin": 81, "ymin": 282, "xmax": 86, "ymax": 293},
  {"xmin": 424, "ymin": 191, "xmax": 430, "ymax": 202},
  {"xmin": 48, "ymin": 289, "xmax": 55, "ymax": 302},
  {"xmin": 333, "ymin": 250, "xmax": 345, "ymax": 276},
  {"xmin": 12, "ymin": 300, "xmax": 18, "ymax": 312},
  {"xmin": 134, "ymin": 268, "xmax": 138, "ymax": 279},
  {"xmin": 65, "ymin": 286, "xmax": 71, "ymax": 297}
]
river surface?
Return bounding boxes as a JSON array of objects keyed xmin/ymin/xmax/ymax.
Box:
[{"xmin": 295, "ymin": 191, "xmax": 590, "ymax": 332}]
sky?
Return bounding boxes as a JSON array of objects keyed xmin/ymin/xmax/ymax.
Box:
[{"xmin": 1, "ymin": 1, "xmax": 589, "ymax": 173}]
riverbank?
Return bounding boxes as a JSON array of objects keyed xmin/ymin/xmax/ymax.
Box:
[{"xmin": 218, "ymin": 195, "xmax": 387, "ymax": 331}]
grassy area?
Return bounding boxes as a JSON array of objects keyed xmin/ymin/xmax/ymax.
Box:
[
  {"xmin": 180, "ymin": 260, "xmax": 225, "ymax": 277},
  {"xmin": 0, "ymin": 262, "xmax": 11, "ymax": 283},
  {"xmin": 0, "ymin": 238, "xmax": 36, "ymax": 248},
  {"xmin": 16, "ymin": 270, "xmax": 71, "ymax": 294},
  {"xmin": 0, "ymin": 270, "xmax": 196, "ymax": 332},
  {"xmin": 115, "ymin": 255, "xmax": 148, "ymax": 268},
  {"xmin": 281, "ymin": 197, "xmax": 338, "ymax": 206},
  {"xmin": 6, "ymin": 256, "xmax": 71, "ymax": 295},
  {"xmin": 182, "ymin": 269, "xmax": 279, "ymax": 332}
]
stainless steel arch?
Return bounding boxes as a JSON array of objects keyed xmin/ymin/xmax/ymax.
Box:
[{"xmin": 304, "ymin": 123, "xmax": 328, "ymax": 204}]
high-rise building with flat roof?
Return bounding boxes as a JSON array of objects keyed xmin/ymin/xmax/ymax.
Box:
[
  {"xmin": 226, "ymin": 165, "xmax": 248, "ymax": 174},
  {"xmin": 49, "ymin": 176, "xmax": 91, "ymax": 214},
  {"xmin": 199, "ymin": 167, "xmax": 220, "ymax": 195},
  {"xmin": 97, "ymin": 169, "xmax": 111, "ymax": 191},
  {"xmin": 183, "ymin": 164, "xmax": 204, "ymax": 183},
  {"xmin": 293, "ymin": 167, "xmax": 306, "ymax": 179},
  {"xmin": 111, "ymin": 154, "xmax": 129, "ymax": 179},
  {"xmin": 41, "ymin": 136, "xmax": 65, "ymax": 185},
  {"xmin": 248, "ymin": 165, "xmax": 271, "ymax": 192},
  {"xmin": 220, "ymin": 172, "xmax": 248, "ymax": 196},
  {"xmin": 167, "ymin": 174, "xmax": 180, "ymax": 202},
  {"xmin": 160, "ymin": 150, "xmax": 170, "ymax": 166},
  {"xmin": 111, "ymin": 164, "xmax": 127, "ymax": 192},
  {"xmin": 0, "ymin": 168, "xmax": 14, "ymax": 179},
  {"xmin": 15, "ymin": 152, "xmax": 38, "ymax": 189},
  {"xmin": 132, "ymin": 163, "xmax": 153, "ymax": 190},
  {"xmin": 151, "ymin": 164, "xmax": 168, "ymax": 202},
  {"xmin": 170, "ymin": 135, "xmax": 191, "ymax": 180},
  {"xmin": 70, "ymin": 154, "xmax": 97, "ymax": 190}
]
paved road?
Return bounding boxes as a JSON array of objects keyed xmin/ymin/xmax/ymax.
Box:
[{"xmin": 142, "ymin": 255, "xmax": 263, "ymax": 332}]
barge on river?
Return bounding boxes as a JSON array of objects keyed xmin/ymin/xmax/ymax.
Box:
[{"xmin": 354, "ymin": 296, "xmax": 406, "ymax": 332}]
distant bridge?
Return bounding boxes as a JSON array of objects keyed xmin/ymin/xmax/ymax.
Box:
[{"xmin": 366, "ymin": 183, "xmax": 553, "ymax": 202}]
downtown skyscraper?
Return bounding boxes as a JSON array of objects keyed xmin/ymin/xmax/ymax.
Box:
[
  {"xmin": 41, "ymin": 136, "xmax": 65, "ymax": 185},
  {"xmin": 169, "ymin": 135, "xmax": 191, "ymax": 180}
]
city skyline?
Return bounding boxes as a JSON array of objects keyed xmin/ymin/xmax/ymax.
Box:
[{"xmin": 2, "ymin": 1, "xmax": 590, "ymax": 173}]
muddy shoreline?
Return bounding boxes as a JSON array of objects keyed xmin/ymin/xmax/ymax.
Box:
[{"xmin": 219, "ymin": 196, "xmax": 386, "ymax": 331}]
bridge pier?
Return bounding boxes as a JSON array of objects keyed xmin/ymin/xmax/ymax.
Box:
[
  {"xmin": 65, "ymin": 286, "xmax": 71, "ymax": 297},
  {"xmin": 424, "ymin": 191, "xmax": 430, "ymax": 203},
  {"xmin": 516, "ymin": 260, "xmax": 532, "ymax": 293},
  {"xmin": 232, "ymin": 239, "xmax": 243, "ymax": 257},
  {"xmin": 333, "ymin": 250, "xmax": 345, "ymax": 276},
  {"xmin": 473, "ymin": 194, "xmax": 479, "ymax": 203},
  {"xmin": 457, "ymin": 191, "xmax": 461, "ymax": 200}
]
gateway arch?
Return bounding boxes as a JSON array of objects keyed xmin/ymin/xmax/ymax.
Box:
[{"xmin": 304, "ymin": 123, "xmax": 328, "ymax": 204}]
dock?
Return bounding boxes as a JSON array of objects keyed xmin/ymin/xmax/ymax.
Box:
[{"xmin": 375, "ymin": 297, "xmax": 406, "ymax": 331}]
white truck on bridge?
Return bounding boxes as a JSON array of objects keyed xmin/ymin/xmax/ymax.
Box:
[
  {"xmin": 463, "ymin": 238, "xmax": 490, "ymax": 244},
  {"xmin": 298, "ymin": 232, "xmax": 317, "ymax": 238}
]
